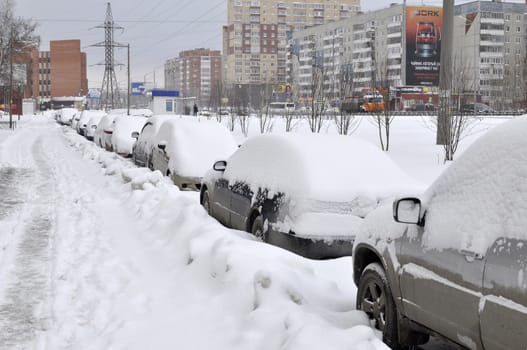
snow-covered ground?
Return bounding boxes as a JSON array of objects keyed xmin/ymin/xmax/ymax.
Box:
[{"xmin": 0, "ymin": 113, "xmax": 509, "ymax": 349}]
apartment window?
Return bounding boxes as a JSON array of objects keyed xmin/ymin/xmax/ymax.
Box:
[{"xmin": 517, "ymin": 27, "xmax": 521, "ymax": 32}]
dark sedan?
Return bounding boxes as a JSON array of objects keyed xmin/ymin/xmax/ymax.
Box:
[{"xmin": 200, "ymin": 133, "xmax": 420, "ymax": 259}]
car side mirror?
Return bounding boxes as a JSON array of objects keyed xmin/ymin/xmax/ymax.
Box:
[
  {"xmin": 213, "ymin": 160, "xmax": 227, "ymax": 172},
  {"xmin": 393, "ymin": 197, "xmax": 423, "ymax": 226},
  {"xmin": 157, "ymin": 140, "xmax": 167, "ymax": 151},
  {"xmin": 131, "ymin": 131, "xmax": 139, "ymax": 139}
]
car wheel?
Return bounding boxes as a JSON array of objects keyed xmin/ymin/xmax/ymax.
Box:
[
  {"xmin": 251, "ymin": 215, "xmax": 265, "ymax": 241},
  {"xmin": 357, "ymin": 262, "xmax": 405, "ymax": 350},
  {"xmin": 202, "ymin": 190, "xmax": 211, "ymax": 214}
]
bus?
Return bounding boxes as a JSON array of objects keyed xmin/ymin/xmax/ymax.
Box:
[{"xmin": 269, "ymin": 102, "xmax": 295, "ymax": 114}]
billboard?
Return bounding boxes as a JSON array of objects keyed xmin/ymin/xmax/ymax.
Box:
[
  {"xmin": 406, "ymin": 6, "xmax": 443, "ymax": 86},
  {"xmin": 131, "ymin": 82, "xmax": 145, "ymax": 96}
]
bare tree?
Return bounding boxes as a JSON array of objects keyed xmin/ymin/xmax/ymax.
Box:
[
  {"xmin": 369, "ymin": 58, "xmax": 395, "ymax": 151},
  {"xmin": 503, "ymin": 52, "xmax": 526, "ymax": 111},
  {"xmin": 334, "ymin": 61, "xmax": 360, "ymax": 135},
  {"xmin": 0, "ymin": 0, "xmax": 39, "ymax": 85},
  {"xmin": 433, "ymin": 56, "xmax": 479, "ymax": 161},
  {"xmin": 238, "ymin": 114, "xmax": 250, "ymax": 136},
  {"xmin": 306, "ymin": 65, "xmax": 326, "ymax": 133},
  {"xmin": 210, "ymin": 78, "xmax": 224, "ymax": 117},
  {"xmin": 255, "ymin": 83, "xmax": 274, "ymax": 134}
]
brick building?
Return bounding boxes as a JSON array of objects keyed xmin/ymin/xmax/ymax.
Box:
[
  {"xmin": 164, "ymin": 48, "xmax": 222, "ymax": 108},
  {"xmin": 30, "ymin": 39, "xmax": 88, "ymax": 106}
]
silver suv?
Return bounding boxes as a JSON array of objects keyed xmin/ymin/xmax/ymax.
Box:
[{"xmin": 353, "ymin": 117, "xmax": 527, "ymax": 349}]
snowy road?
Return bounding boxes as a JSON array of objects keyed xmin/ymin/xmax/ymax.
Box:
[
  {"xmin": 0, "ymin": 116, "xmax": 388, "ymax": 350},
  {"xmin": 0, "ymin": 122, "xmax": 56, "ymax": 348}
]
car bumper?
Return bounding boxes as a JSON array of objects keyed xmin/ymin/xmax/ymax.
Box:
[{"xmin": 172, "ymin": 175, "xmax": 202, "ymax": 192}]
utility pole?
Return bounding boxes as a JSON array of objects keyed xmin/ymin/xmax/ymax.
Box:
[
  {"xmin": 437, "ymin": 0, "xmax": 454, "ymax": 146},
  {"xmin": 9, "ymin": 33, "xmax": 14, "ymax": 129},
  {"xmin": 127, "ymin": 44, "xmax": 130, "ymax": 115}
]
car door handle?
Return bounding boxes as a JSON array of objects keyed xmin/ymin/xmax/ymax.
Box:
[{"xmin": 461, "ymin": 249, "xmax": 484, "ymax": 261}]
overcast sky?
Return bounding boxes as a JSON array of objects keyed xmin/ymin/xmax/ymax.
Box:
[{"xmin": 14, "ymin": 0, "xmax": 526, "ymax": 90}]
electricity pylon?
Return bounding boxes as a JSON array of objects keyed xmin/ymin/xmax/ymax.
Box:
[{"xmin": 92, "ymin": 2, "xmax": 125, "ymax": 110}]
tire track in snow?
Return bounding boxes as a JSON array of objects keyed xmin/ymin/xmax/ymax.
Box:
[
  {"xmin": 0, "ymin": 133, "xmax": 56, "ymax": 349},
  {"xmin": 0, "ymin": 168, "xmax": 28, "ymax": 221}
]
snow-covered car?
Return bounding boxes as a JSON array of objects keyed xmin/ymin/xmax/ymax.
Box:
[
  {"xmin": 109, "ymin": 108, "xmax": 153, "ymax": 118},
  {"xmin": 197, "ymin": 109, "xmax": 211, "ymax": 117},
  {"xmin": 96, "ymin": 113, "xmax": 124, "ymax": 150},
  {"xmin": 131, "ymin": 115, "xmax": 175, "ymax": 167},
  {"xmin": 200, "ymin": 133, "xmax": 421, "ymax": 259},
  {"xmin": 70, "ymin": 111, "xmax": 82, "ymax": 130},
  {"xmin": 57, "ymin": 108, "xmax": 77, "ymax": 125},
  {"xmin": 352, "ymin": 117, "xmax": 527, "ymax": 349},
  {"xmin": 110, "ymin": 116, "xmax": 147, "ymax": 157},
  {"xmin": 76, "ymin": 110, "xmax": 106, "ymax": 136},
  {"xmin": 85, "ymin": 112, "xmax": 107, "ymax": 141},
  {"xmin": 151, "ymin": 118, "xmax": 237, "ymax": 191}
]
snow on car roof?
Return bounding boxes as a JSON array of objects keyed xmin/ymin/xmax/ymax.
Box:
[
  {"xmin": 109, "ymin": 108, "xmax": 153, "ymax": 117},
  {"xmin": 223, "ymin": 133, "xmax": 421, "ymax": 202},
  {"xmin": 421, "ymin": 116, "xmax": 527, "ymax": 255},
  {"xmin": 155, "ymin": 118, "xmax": 238, "ymax": 178},
  {"xmin": 79, "ymin": 110, "xmax": 106, "ymax": 124}
]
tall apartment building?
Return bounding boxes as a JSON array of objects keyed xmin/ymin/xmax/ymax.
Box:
[
  {"xmin": 290, "ymin": 3, "xmax": 405, "ymax": 101},
  {"xmin": 454, "ymin": 1, "xmax": 527, "ymax": 108},
  {"xmin": 290, "ymin": 1, "xmax": 527, "ymax": 109},
  {"xmin": 31, "ymin": 40, "xmax": 88, "ymax": 101},
  {"xmin": 164, "ymin": 48, "xmax": 222, "ymax": 107},
  {"xmin": 223, "ymin": 0, "xmax": 360, "ymax": 87}
]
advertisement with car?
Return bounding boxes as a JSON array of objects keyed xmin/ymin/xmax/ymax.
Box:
[{"xmin": 406, "ymin": 6, "xmax": 443, "ymax": 86}]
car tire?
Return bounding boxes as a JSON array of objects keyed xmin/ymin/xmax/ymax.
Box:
[
  {"xmin": 357, "ymin": 262, "xmax": 405, "ymax": 350},
  {"xmin": 202, "ymin": 190, "xmax": 211, "ymax": 214},
  {"xmin": 251, "ymin": 215, "xmax": 265, "ymax": 241}
]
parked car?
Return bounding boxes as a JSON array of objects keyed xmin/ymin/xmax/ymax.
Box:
[
  {"xmin": 201, "ymin": 133, "xmax": 421, "ymax": 259},
  {"xmin": 85, "ymin": 113, "xmax": 107, "ymax": 141},
  {"xmin": 410, "ymin": 103, "xmax": 435, "ymax": 112},
  {"xmin": 352, "ymin": 117, "xmax": 527, "ymax": 349},
  {"xmin": 131, "ymin": 115, "xmax": 175, "ymax": 167},
  {"xmin": 151, "ymin": 118, "xmax": 237, "ymax": 191},
  {"xmin": 57, "ymin": 108, "xmax": 77, "ymax": 125},
  {"xmin": 110, "ymin": 115, "xmax": 147, "ymax": 157},
  {"xmin": 76, "ymin": 110, "xmax": 106, "ymax": 136},
  {"xmin": 461, "ymin": 102, "xmax": 495, "ymax": 114},
  {"xmin": 70, "ymin": 111, "xmax": 82, "ymax": 130},
  {"xmin": 97, "ymin": 112, "xmax": 124, "ymax": 150},
  {"xmin": 109, "ymin": 108, "xmax": 153, "ymax": 117},
  {"xmin": 197, "ymin": 109, "xmax": 211, "ymax": 117}
]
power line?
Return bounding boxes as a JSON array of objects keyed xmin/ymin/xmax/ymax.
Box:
[{"xmin": 31, "ymin": 18, "xmax": 225, "ymax": 24}]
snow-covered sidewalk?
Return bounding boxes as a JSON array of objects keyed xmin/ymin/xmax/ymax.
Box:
[{"xmin": 0, "ymin": 116, "xmax": 386, "ymax": 349}]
